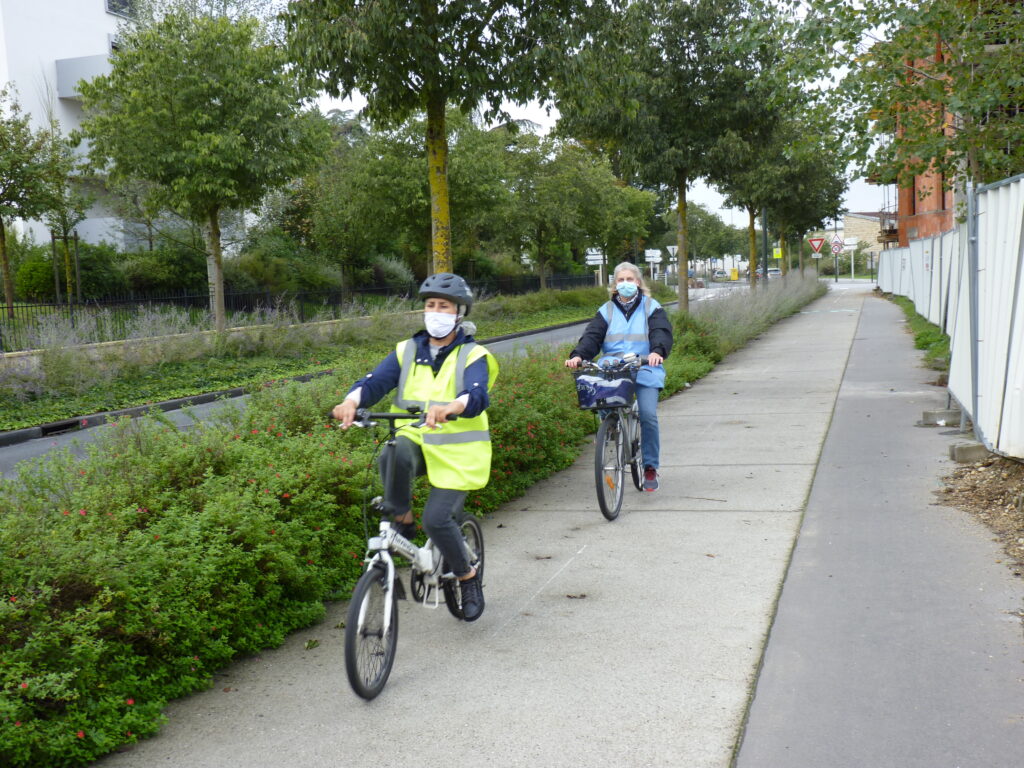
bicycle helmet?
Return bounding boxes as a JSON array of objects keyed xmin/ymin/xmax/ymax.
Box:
[{"xmin": 418, "ymin": 272, "xmax": 474, "ymax": 316}]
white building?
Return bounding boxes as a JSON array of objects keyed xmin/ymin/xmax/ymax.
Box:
[{"xmin": 0, "ymin": 0, "xmax": 130, "ymax": 243}]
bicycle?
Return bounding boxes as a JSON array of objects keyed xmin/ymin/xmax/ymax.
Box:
[
  {"xmin": 573, "ymin": 354, "xmax": 647, "ymax": 521},
  {"xmin": 335, "ymin": 408, "xmax": 485, "ymax": 700}
]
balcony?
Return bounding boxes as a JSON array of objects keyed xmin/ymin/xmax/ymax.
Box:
[{"xmin": 55, "ymin": 55, "xmax": 112, "ymax": 100}]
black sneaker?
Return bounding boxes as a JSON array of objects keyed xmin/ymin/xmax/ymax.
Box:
[
  {"xmin": 643, "ymin": 466, "xmax": 659, "ymax": 492},
  {"xmin": 459, "ymin": 573, "xmax": 484, "ymax": 622}
]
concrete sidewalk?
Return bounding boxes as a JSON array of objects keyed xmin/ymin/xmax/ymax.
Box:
[{"xmin": 93, "ymin": 283, "xmax": 1023, "ymax": 768}]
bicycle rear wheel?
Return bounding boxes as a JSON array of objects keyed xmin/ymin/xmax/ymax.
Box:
[
  {"xmin": 344, "ymin": 565, "xmax": 397, "ymax": 700},
  {"xmin": 443, "ymin": 513, "xmax": 485, "ymax": 619},
  {"xmin": 595, "ymin": 413, "xmax": 625, "ymax": 520}
]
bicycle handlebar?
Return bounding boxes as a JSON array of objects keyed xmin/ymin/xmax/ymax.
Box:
[
  {"xmin": 326, "ymin": 408, "xmax": 458, "ymax": 428},
  {"xmin": 578, "ymin": 353, "xmax": 650, "ymax": 372}
]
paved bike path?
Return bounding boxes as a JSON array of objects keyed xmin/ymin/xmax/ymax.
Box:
[
  {"xmin": 735, "ymin": 291, "xmax": 1024, "ymax": 767},
  {"xmin": 92, "ymin": 284, "xmax": 1022, "ymax": 767}
]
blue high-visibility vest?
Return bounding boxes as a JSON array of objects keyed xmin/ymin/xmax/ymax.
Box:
[{"xmin": 599, "ymin": 296, "xmax": 666, "ymax": 389}]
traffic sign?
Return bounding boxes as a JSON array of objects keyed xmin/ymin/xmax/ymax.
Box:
[
  {"xmin": 831, "ymin": 243, "xmax": 843, "ymax": 254},
  {"xmin": 830, "ymin": 234, "xmax": 844, "ymax": 247},
  {"xmin": 585, "ymin": 248, "xmax": 603, "ymax": 266},
  {"xmin": 808, "ymin": 237, "xmax": 825, "ymax": 253},
  {"xmin": 644, "ymin": 249, "xmax": 662, "ymax": 264}
]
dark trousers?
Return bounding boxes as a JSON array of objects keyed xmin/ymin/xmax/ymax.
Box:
[{"xmin": 378, "ymin": 436, "xmax": 470, "ymax": 576}]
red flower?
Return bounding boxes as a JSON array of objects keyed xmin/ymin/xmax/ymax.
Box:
[
  {"xmin": 62, "ymin": 509, "xmax": 69, "ymax": 515},
  {"xmin": 251, "ymin": 429, "xmax": 259, "ymax": 434},
  {"xmin": 282, "ymin": 493, "xmax": 290, "ymax": 498},
  {"xmin": 9, "ymin": 596, "xmax": 16, "ymax": 602},
  {"xmin": 20, "ymin": 682, "xmax": 27, "ymax": 688},
  {"xmin": 14, "ymin": 721, "xmax": 21, "ymax": 727},
  {"xmin": 153, "ymin": 534, "xmax": 160, "ymax": 541},
  {"xmin": 76, "ymin": 731, "xmax": 84, "ymax": 739},
  {"xmin": 126, "ymin": 698, "xmax": 135, "ymax": 706},
  {"xmin": 79, "ymin": 509, "xmax": 87, "ymax": 516}
]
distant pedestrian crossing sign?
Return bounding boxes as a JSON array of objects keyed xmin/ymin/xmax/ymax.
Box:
[{"xmin": 808, "ymin": 237, "xmax": 826, "ymax": 253}]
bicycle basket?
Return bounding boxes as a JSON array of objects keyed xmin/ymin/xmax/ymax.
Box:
[{"xmin": 574, "ymin": 368, "xmax": 636, "ymax": 410}]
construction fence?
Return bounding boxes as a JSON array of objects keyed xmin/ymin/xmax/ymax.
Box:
[{"xmin": 878, "ymin": 173, "xmax": 1024, "ymax": 459}]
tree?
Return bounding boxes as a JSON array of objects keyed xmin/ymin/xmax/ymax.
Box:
[
  {"xmin": 78, "ymin": 12, "xmax": 325, "ymax": 331},
  {"xmin": 842, "ymin": 0, "xmax": 1024, "ymax": 188},
  {"xmin": 41, "ymin": 121, "xmax": 91, "ymax": 301},
  {"xmin": 557, "ymin": 0, "xmax": 769, "ymax": 311},
  {"xmin": 284, "ymin": 0, "xmax": 590, "ymax": 275},
  {"xmin": 0, "ymin": 87, "xmax": 51, "ymax": 318}
]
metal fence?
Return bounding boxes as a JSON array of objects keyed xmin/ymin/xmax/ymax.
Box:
[
  {"xmin": 0, "ymin": 273, "xmax": 596, "ymax": 354},
  {"xmin": 878, "ymin": 173, "xmax": 1024, "ymax": 459}
]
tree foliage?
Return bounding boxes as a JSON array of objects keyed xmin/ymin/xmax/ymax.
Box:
[
  {"xmin": 0, "ymin": 87, "xmax": 52, "ymax": 318},
  {"xmin": 77, "ymin": 11, "xmax": 325, "ymax": 330},
  {"xmin": 841, "ymin": 0, "xmax": 1024, "ymax": 187},
  {"xmin": 283, "ymin": 0, "xmax": 591, "ymax": 274},
  {"xmin": 557, "ymin": 0, "xmax": 785, "ymax": 309}
]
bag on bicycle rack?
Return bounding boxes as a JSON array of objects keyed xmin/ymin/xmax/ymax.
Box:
[{"xmin": 574, "ymin": 368, "xmax": 636, "ymax": 409}]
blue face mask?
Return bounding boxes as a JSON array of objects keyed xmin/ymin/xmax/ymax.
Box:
[{"xmin": 616, "ymin": 280, "xmax": 638, "ymax": 298}]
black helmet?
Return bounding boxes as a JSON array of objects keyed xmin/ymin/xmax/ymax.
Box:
[{"xmin": 418, "ymin": 272, "xmax": 474, "ymax": 316}]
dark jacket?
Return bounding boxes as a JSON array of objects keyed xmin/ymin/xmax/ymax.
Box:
[{"xmin": 569, "ymin": 295, "xmax": 674, "ymax": 362}]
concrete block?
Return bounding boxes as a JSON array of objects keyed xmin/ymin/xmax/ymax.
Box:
[
  {"xmin": 948, "ymin": 441, "xmax": 990, "ymax": 463},
  {"xmin": 921, "ymin": 408, "xmax": 961, "ymax": 426}
]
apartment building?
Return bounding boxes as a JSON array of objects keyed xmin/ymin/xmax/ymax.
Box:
[{"xmin": 0, "ymin": 0, "xmax": 129, "ymax": 243}]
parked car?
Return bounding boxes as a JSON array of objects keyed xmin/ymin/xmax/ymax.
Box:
[
  {"xmin": 713, "ymin": 269, "xmax": 728, "ymax": 279},
  {"xmin": 767, "ymin": 268, "xmax": 782, "ymax": 277}
]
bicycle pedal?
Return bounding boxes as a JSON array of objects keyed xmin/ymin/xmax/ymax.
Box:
[{"xmin": 370, "ymin": 496, "xmax": 386, "ymax": 513}]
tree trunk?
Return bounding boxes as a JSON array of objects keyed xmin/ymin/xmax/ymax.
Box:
[
  {"xmin": 798, "ymin": 232, "xmax": 805, "ymax": 276},
  {"xmin": 0, "ymin": 218, "xmax": 13, "ymax": 319},
  {"xmin": 206, "ymin": 209, "xmax": 226, "ymax": 333},
  {"xmin": 779, "ymin": 228, "xmax": 788, "ymax": 275},
  {"xmin": 747, "ymin": 207, "xmax": 758, "ymax": 288},
  {"xmin": 62, "ymin": 235, "xmax": 73, "ymax": 301},
  {"xmin": 426, "ymin": 93, "xmax": 452, "ymax": 274},
  {"xmin": 676, "ymin": 174, "xmax": 690, "ymax": 313}
]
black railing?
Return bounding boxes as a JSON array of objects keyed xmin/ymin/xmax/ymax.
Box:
[{"xmin": 0, "ymin": 274, "xmax": 596, "ymax": 353}]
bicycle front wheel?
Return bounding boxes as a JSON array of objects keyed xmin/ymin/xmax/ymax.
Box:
[
  {"xmin": 595, "ymin": 413, "xmax": 625, "ymax": 520},
  {"xmin": 628, "ymin": 409, "xmax": 644, "ymax": 491},
  {"xmin": 443, "ymin": 513, "xmax": 485, "ymax": 619},
  {"xmin": 344, "ymin": 565, "xmax": 398, "ymax": 700}
]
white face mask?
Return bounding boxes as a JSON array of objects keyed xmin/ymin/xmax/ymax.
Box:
[
  {"xmin": 424, "ymin": 311, "xmax": 458, "ymax": 339},
  {"xmin": 616, "ymin": 280, "xmax": 638, "ymax": 298}
]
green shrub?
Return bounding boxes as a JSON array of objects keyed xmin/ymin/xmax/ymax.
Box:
[
  {"xmin": 119, "ymin": 245, "xmax": 208, "ymax": 295},
  {"xmin": 15, "ymin": 242, "xmax": 128, "ymax": 301}
]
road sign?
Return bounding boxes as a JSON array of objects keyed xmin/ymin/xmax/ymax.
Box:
[
  {"xmin": 666, "ymin": 245, "xmax": 678, "ymax": 257},
  {"xmin": 831, "ymin": 234, "xmax": 844, "ymax": 247},
  {"xmin": 585, "ymin": 248, "xmax": 603, "ymax": 266},
  {"xmin": 808, "ymin": 237, "xmax": 825, "ymax": 253},
  {"xmin": 644, "ymin": 249, "xmax": 662, "ymax": 263},
  {"xmin": 831, "ymin": 243, "xmax": 843, "ymax": 254}
]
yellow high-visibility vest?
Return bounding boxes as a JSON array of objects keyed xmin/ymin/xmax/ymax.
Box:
[{"xmin": 390, "ymin": 338, "xmax": 499, "ymax": 490}]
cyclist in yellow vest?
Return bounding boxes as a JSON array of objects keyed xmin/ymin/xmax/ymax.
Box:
[{"xmin": 332, "ymin": 273, "xmax": 497, "ymax": 621}]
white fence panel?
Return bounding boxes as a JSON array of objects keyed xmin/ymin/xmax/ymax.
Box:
[{"xmin": 880, "ymin": 173, "xmax": 1024, "ymax": 459}]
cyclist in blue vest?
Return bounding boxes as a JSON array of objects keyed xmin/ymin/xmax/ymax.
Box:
[
  {"xmin": 332, "ymin": 273, "xmax": 498, "ymax": 621},
  {"xmin": 565, "ymin": 261, "xmax": 674, "ymax": 491}
]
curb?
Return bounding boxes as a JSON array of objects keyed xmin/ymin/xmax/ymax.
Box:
[{"xmin": 0, "ymin": 321, "xmax": 592, "ymax": 449}]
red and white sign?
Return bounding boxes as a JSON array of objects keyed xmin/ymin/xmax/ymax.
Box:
[{"xmin": 808, "ymin": 237, "xmax": 826, "ymax": 253}]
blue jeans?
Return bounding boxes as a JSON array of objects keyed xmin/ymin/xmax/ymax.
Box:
[{"xmin": 635, "ymin": 384, "xmax": 660, "ymax": 470}]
